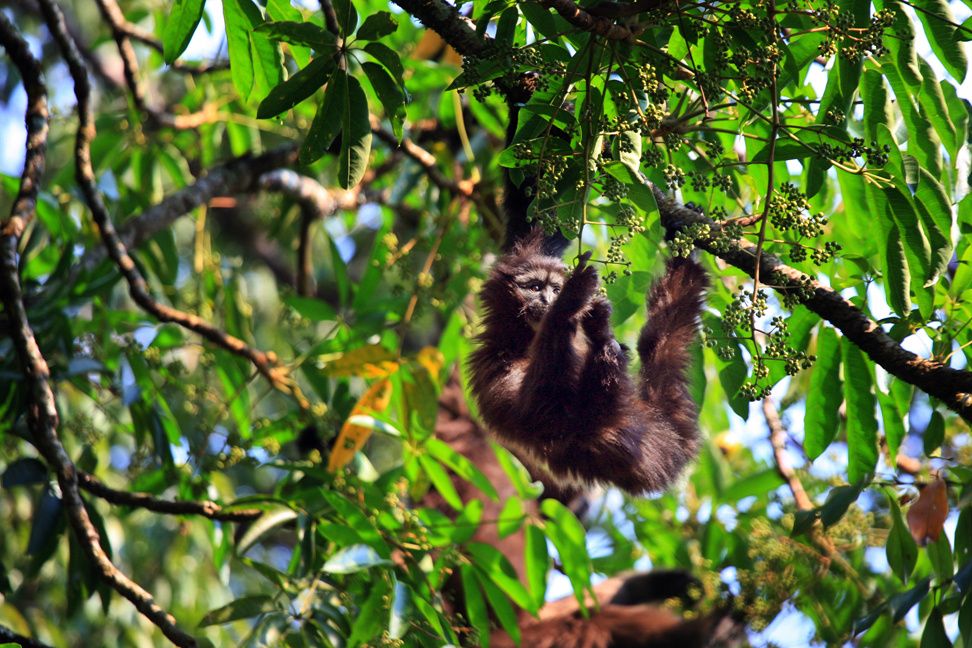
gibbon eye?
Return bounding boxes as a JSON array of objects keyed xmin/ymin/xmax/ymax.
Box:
[
  {"xmin": 526, "ymin": 281, "xmax": 542, "ymax": 291},
  {"xmin": 551, "ymin": 285, "xmax": 561, "ymax": 294}
]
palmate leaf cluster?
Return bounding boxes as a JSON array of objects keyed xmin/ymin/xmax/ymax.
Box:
[{"xmin": 1, "ymin": 0, "xmax": 972, "ymax": 646}]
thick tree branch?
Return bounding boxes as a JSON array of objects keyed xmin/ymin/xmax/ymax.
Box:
[
  {"xmin": 653, "ymin": 188, "xmax": 972, "ymax": 421},
  {"xmin": 77, "ymin": 472, "xmax": 263, "ymax": 522},
  {"xmin": 0, "ymin": 9, "xmax": 197, "ymax": 648},
  {"xmin": 537, "ymin": 0, "xmax": 640, "ymax": 40},
  {"xmin": 391, "ymin": 0, "xmax": 492, "ymax": 58}
]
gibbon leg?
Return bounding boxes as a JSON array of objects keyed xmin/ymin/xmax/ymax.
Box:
[{"xmin": 636, "ymin": 258, "xmax": 708, "ymax": 439}]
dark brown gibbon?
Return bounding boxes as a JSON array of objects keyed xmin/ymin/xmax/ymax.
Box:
[{"xmin": 468, "ymin": 231, "xmax": 708, "ymax": 494}]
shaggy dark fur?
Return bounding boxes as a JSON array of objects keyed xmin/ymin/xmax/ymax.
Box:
[{"xmin": 468, "ymin": 230, "xmax": 708, "ymax": 494}]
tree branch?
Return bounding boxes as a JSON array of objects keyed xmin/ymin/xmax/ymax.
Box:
[
  {"xmin": 653, "ymin": 188, "xmax": 972, "ymax": 421},
  {"xmin": 77, "ymin": 472, "xmax": 263, "ymax": 522},
  {"xmin": 257, "ymin": 169, "xmax": 358, "ymax": 296},
  {"xmin": 39, "ymin": 1, "xmax": 309, "ymax": 412},
  {"xmin": 763, "ymin": 398, "xmax": 866, "ymax": 592},
  {"xmin": 0, "ymin": 623, "xmax": 52, "ymax": 648},
  {"xmin": 0, "ymin": 8, "xmax": 197, "ymax": 647},
  {"xmin": 536, "ymin": 0, "xmax": 640, "ymax": 40},
  {"xmin": 93, "ymin": 0, "xmax": 219, "ymax": 129},
  {"xmin": 391, "ymin": 0, "xmax": 492, "ymax": 58}
]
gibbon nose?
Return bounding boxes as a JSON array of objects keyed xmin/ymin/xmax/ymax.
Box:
[{"xmin": 541, "ymin": 288, "xmax": 555, "ymax": 304}]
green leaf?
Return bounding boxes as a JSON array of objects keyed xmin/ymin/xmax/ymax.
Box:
[
  {"xmin": 927, "ymin": 532, "xmax": 954, "ymax": 581},
  {"xmin": 541, "ymin": 499, "xmax": 592, "ymax": 606},
  {"xmin": 877, "ymin": 386, "xmax": 908, "ymax": 463},
  {"xmin": 889, "ymin": 577, "xmax": 930, "ymax": 622},
  {"xmin": 453, "ymin": 499, "xmax": 484, "ymax": 544},
  {"xmin": 257, "ymin": 54, "xmax": 335, "ymax": 118},
  {"xmin": 322, "ymin": 544, "xmax": 391, "ymax": 573},
  {"xmin": 924, "ymin": 411, "xmax": 946, "ymax": 455},
  {"xmin": 236, "ymin": 507, "xmax": 298, "ymax": 555},
  {"xmin": 524, "ymin": 525, "xmax": 549, "ymax": 610},
  {"xmin": 363, "ymin": 42, "xmax": 405, "ymax": 85},
  {"xmin": 27, "ymin": 489, "xmax": 64, "ymax": 562},
  {"xmin": 490, "ymin": 442, "xmax": 542, "ymax": 499},
  {"xmin": 331, "ymin": 0, "xmax": 358, "ymax": 35},
  {"xmin": 472, "ymin": 565, "xmax": 520, "ymax": 644},
  {"xmin": 254, "ymin": 20, "xmax": 337, "ymax": 49},
  {"xmin": 223, "ymin": 0, "xmax": 283, "ymax": 102},
  {"xmin": 356, "ymin": 11, "xmax": 398, "ymax": 40},
  {"xmin": 960, "ymin": 593, "xmax": 972, "ymax": 642},
  {"xmin": 223, "ymin": 0, "xmax": 258, "ymax": 99},
  {"xmin": 418, "ymin": 454, "xmax": 463, "ymax": 510},
  {"xmin": 348, "ymin": 579, "xmax": 389, "ymax": 645},
  {"xmin": 886, "ymin": 491, "xmax": 918, "ymax": 584},
  {"xmin": 497, "ymin": 497, "xmax": 525, "ymax": 538},
  {"xmin": 819, "ymin": 482, "xmax": 863, "ymax": 528},
  {"xmin": 520, "ymin": 1, "xmax": 560, "ymax": 40},
  {"xmin": 720, "ymin": 468, "xmax": 785, "ymax": 503},
  {"xmin": 199, "ymin": 595, "xmax": 274, "ymax": 627},
  {"xmin": 460, "ymin": 565, "xmax": 491, "ymax": 647},
  {"xmin": 162, "ymin": 0, "xmax": 205, "ymax": 63},
  {"xmin": 283, "ymin": 294, "xmax": 337, "ymax": 322},
  {"xmin": 467, "ymin": 542, "xmax": 533, "ymax": 610},
  {"xmin": 913, "ymin": 0, "xmax": 969, "ymax": 82},
  {"xmin": 841, "ymin": 337, "xmax": 878, "ymax": 482},
  {"xmin": 804, "ymin": 326, "xmax": 842, "ymax": 460},
  {"xmin": 361, "ymin": 61, "xmax": 406, "ymax": 140},
  {"xmin": 426, "ymin": 437, "xmax": 499, "ymax": 500},
  {"xmin": 914, "ymin": 168, "xmax": 954, "ymax": 284},
  {"xmin": 919, "ymin": 607, "xmax": 951, "ymax": 648},
  {"xmin": 300, "ymin": 67, "xmax": 347, "ymax": 163},
  {"xmin": 339, "ymin": 75, "xmax": 373, "ymax": 189}
]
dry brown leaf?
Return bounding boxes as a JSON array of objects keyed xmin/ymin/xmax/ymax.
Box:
[{"xmin": 906, "ymin": 476, "xmax": 949, "ymax": 546}]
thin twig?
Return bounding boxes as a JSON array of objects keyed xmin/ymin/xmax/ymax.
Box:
[
  {"xmin": 77, "ymin": 472, "xmax": 263, "ymax": 522},
  {"xmin": 763, "ymin": 399, "xmax": 867, "ymax": 593},
  {"xmin": 1, "ymin": 8, "xmax": 197, "ymax": 647},
  {"xmin": 93, "ymin": 0, "xmax": 218, "ymax": 129}
]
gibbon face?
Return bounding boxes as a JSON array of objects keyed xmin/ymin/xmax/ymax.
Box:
[{"xmin": 504, "ymin": 258, "xmax": 566, "ymax": 326}]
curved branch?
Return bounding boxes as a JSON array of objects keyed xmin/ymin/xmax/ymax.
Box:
[
  {"xmin": 39, "ymin": 1, "xmax": 309, "ymax": 415},
  {"xmin": 77, "ymin": 472, "xmax": 263, "ymax": 523},
  {"xmin": 1, "ymin": 8, "xmax": 197, "ymax": 648}
]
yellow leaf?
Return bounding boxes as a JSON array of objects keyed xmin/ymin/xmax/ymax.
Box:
[
  {"xmin": 327, "ymin": 379, "xmax": 393, "ymax": 472},
  {"xmin": 415, "ymin": 346, "xmax": 444, "ymax": 381},
  {"xmin": 320, "ymin": 344, "xmax": 399, "ymax": 378}
]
